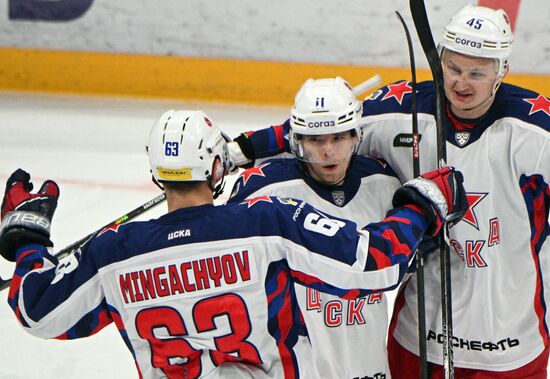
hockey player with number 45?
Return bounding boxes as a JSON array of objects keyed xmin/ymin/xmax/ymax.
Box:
[
  {"xmin": 229, "ymin": 77, "xmax": 403, "ymax": 379},
  {"xmin": 227, "ymin": 4, "xmax": 550, "ymax": 378},
  {"xmin": 0, "ymin": 110, "xmax": 467, "ymax": 378}
]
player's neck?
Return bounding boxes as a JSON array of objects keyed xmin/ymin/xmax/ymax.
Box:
[{"xmin": 165, "ymin": 184, "xmax": 214, "ymax": 212}]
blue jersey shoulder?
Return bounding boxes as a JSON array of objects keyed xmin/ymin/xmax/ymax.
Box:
[
  {"xmin": 352, "ymin": 155, "xmax": 399, "ymax": 180},
  {"xmin": 229, "ymin": 155, "xmax": 398, "ymax": 206},
  {"xmin": 87, "ymin": 198, "xmax": 361, "ymax": 270},
  {"xmin": 224, "ymin": 197, "xmax": 360, "ymax": 265},
  {"xmin": 229, "ymin": 159, "xmax": 302, "ymax": 202},
  {"xmin": 363, "ymin": 80, "xmax": 435, "ymax": 117},
  {"xmin": 497, "ymin": 83, "xmax": 550, "ymax": 132}
]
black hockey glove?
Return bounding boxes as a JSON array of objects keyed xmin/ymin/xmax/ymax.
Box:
[
  {"xmin": 392, "ymin": 167, "xmax": 467, "ymax": 236},
  {"xmin": 231, "ymin": 133, "xmax": 255, "ymax": 169},
  {"xmin": 0, "ymin": 169, "xmax": 59, "ymax": 262}
]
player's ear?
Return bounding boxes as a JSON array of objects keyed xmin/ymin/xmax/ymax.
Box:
[{"xmin": 212, "ymin": 157, "xmax": 224, "ymax": 184}]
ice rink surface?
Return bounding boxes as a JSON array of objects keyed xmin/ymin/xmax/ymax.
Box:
[{"xmin": 0, "ymin": 91, "xmax": 290, "ymax": 378}]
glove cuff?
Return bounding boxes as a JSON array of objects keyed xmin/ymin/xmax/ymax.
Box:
[
  {"xmin": 234, "ymin": 134, "xmax": 256, "ymax": 162},
  {"xmin": 0, "ymin": 211, "xmax": 51, "ymax": 238},
  {"xmin": 403, "ymin": 177, "xmax": 448, "ymax": 219}
]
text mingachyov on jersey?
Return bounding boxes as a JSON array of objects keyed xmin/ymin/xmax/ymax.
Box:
[{"xmin": 117, "ymin": 248, "xmax": 258, "ymax": 307}]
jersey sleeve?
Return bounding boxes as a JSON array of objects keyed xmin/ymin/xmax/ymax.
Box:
[
  {"xmin": 7, "ymin": 238, "xmax": 113, "ymax": 340},
  {"xmin": 269, "ymin": 198, "xmax": 430, "ymax": 298},
  {"xmin": 235, "ymin": 120, "xmax": 291, "ymax": 163}
]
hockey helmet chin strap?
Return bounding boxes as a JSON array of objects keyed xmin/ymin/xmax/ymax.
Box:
[
  {"xmin": 152, "ymin": 174, "xmax": 165, "ymax": 191},
  {"xmin": 211, "ymin": 176, "xmax": 226, "ymax": 200}
]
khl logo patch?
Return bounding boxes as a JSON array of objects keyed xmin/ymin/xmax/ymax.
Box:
[
  {"xmin": 455, "ymin": 132, "xmax": 470, "ymax": 147},
  {"xmin": 332, "ymin": 191, "xmax": 345, "ymax": 206}
]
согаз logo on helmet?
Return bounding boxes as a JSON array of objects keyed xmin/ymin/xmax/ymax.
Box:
[
  {"xmin": 307, "ymin": 121, "xmax": 336, "ymax": 128},
  {"xmin": 454, "ymin": 37, "xmax": 482, "ymax": 49}
]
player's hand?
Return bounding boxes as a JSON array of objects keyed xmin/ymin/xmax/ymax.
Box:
[
  {"xmin": 0, "ymin": 169, "xmax": 59, "ymax": 261},
  {"xmin": 392, "ymin": 167, "xmax": 467, "ymax": 236}
]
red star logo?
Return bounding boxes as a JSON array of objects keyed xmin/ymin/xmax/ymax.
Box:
[
  {"xmin": 524, "ymin": 95, "xmax": 550, "ymax": 116},
  {"xmin": 98, "ymin": 223, "xmax": 122, "ymax": 236},
  {"xmin": 381, "ymin": 81, "xmax": 413, "ymax": 105},
  {"xmin": 461, "ymin": 193, "xmax": 488, "ymax": 230},
  {"xmin": 240, "ymin": 163, "xmax": 270, "ymax": 185},
  {"xmin": 241, "ymin": 195, "xmax": 273, "ymax": 208}
]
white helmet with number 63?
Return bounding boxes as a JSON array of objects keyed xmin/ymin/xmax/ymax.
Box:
[
  {"xmin": 439, "ymin": 4, "xmax": 514, "ymax": 78},
  {"xmin": 289, "ymin": 77, "xmax": 363, "ymax": 160},
  {"xmin": 146, "ymin": 110, "xmax": 230, "ymax": 184}
]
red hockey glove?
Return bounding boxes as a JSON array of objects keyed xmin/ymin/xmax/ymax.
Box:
[
  {"xmin": 392, "ymin": 167, "xmax": 467, "ymax": 236},
  {"xmin": 0, "ymin": 169, "xmax": 60, "ymax": 261}
]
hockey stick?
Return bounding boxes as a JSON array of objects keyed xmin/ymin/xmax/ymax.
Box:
[
  {"xmin": 395, "ymin": 11, "xmax": 428, "ymax": 379},
  {"xmin": 353, "ymin": 74, "xmax": 383, "ymax": 97},
  {"xmin": 0, "ymin": 192, "xmax": 166, "ymax": 292},
  {"xmin": 409, "ymin": 1, "xmax": 454, "ymax": 377}
]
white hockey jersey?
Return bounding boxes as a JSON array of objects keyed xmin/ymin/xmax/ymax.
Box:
[
  {"xmin": 237, "ymin": 80, "xmax": 550, "ymax": 371},
  {"xmin": 361, "ymin": 81, "xmax": 550, "ymax": 371},
  {"xmin": 229, "ymin": 156, "xmax": 402, "ymax": 378}
]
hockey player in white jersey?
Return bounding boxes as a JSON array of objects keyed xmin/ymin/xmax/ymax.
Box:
[
  {"xmin": 226, "ymin": 4, "xmax": 550, "ymax": 378},
  {"xmin": 0, "ymin": 109, "xmax": 467, "ymax": 378},
  {"xmin": 229, "ymin": 77, "xmax": 403, "ymax": 379}
]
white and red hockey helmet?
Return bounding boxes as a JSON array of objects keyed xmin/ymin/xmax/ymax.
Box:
[
  {"xmin": 439, "ymin": 4, "xmax": 514, "ymax": 78},
  {"xmin": 289, "ymin": 77, "xmax": 363, "ymax": 159},
  {"xmin": 146, "ymin": 110, "xmax": 230, "ymax": 183}
]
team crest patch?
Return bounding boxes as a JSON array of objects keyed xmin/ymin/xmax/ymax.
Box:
[
  {"xmin": 332, "ymin": 191, "xmax": 345, "ymax": 206},
  {"xmin": 455, "ymin": 132, "xmax": 470, "ymax": 147}
]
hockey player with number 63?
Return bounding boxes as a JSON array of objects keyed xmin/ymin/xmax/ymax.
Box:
[{"xmin": 0, "ymin": 109, "xmax": 467, "ymax": 378}]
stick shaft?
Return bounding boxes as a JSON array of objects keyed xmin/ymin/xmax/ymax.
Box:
[
  {"xmin": 0, "ymin": 193, "xmax": 166, "ymax": 292},
  {"xmin": 353, "ymin": 74, "xmax": 383, "ymax": 96},
  {"xmin": 409, "ymin": 1, "xmax": 454, "ymax": 377},
  {"xmin": 395, "ymin": 10, "xmax": 428, "ymax": 379}
]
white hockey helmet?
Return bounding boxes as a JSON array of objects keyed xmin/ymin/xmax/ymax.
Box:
[
  {"xmin": 439, "ymin": 4, "xmax": 514, "ymax": 78},
  {"xmin": 146, "ymin": 110, "xmax": 230, "ymax": 184},
  {"xmin": 289, "ymin": 77, "xmax": 363, "ymax": 159}
]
